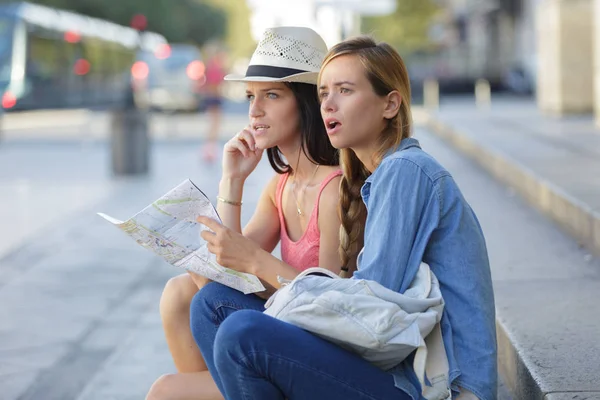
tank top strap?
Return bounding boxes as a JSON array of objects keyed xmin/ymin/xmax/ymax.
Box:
[
  {"xmin": 315, "ymin": 169, "xmax": 343, "ymax": 209},
  {"xmin": 308, "ymin": 169, "xmax": 343, "ymax": 227}
]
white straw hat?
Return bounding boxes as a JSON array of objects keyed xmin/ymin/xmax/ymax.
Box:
[{"xmin": 224, "ymin": 26, "xmax": 328, "ymax": 84}]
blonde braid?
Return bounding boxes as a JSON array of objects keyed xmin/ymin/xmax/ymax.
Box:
[{"xmin": 338, "ymin": 149, "xmax": 368, "ymax": 278}]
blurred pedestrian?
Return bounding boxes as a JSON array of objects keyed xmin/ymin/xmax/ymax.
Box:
[{"xmin": 201, "ymin": 46, "xmax": 227, "ymax": 163}]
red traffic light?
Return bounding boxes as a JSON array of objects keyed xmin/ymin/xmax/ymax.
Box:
[
  {"xmin": 64, "ymin": 30, "xmax": 81, "ymax": 43},
  {"xmin": 130, "ymin": 14, "xmax": 147, "ymax": 31}
]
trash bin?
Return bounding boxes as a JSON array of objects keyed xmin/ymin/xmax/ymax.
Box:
[{"xmin": 110, "ymin": 84, "xmax": 150, "ymax": 176}]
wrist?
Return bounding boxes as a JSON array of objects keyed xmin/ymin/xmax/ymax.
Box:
[
  {"xmin": 218, "ymin": 177, "xmax": 245, "ymax": 201},
  {"xmin": 220, "ymin": 176, "xmax": 246, "ymax": 186},
  {"xmin": 248, "ymin": 248, "xmax": 267, "ymax": 276}
]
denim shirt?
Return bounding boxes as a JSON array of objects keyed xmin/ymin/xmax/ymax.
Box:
[{"xmin": 352, "ymin": 138, "xmax": 497, "ymax": 400}]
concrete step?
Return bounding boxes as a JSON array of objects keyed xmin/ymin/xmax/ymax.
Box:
[{"xmin": 417, "ymin": 100, "xmax": 600, "ymax": 400}]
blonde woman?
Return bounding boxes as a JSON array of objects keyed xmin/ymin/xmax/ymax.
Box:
[{"xmin": 192, "ymin": 36, "xmax": 496, "ymax": 400}]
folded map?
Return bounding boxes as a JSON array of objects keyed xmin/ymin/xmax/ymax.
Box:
[{"xmin": 98, "ymin": 179, "xmax": 266, "ymax": 294}]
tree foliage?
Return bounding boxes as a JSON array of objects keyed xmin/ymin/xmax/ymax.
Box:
[
  {"xmin": 361, "ymin": 0, "xmax": 440, "ymax": 53},
  {"xmin": 200, "ymin": 0, "xmax": 255, "ymax": 59},
  {"xmin": 10, "ymin": 0, "xmax": 227, "ymax": 45}
]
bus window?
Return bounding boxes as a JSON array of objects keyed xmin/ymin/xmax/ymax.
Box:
[
  {"xmin": 0, "ymin": 16, "xmax": 14, "ymax": 88},
  {"xmin": 26, "ymin": 29, "xmax": 62, "ymax": 107},
  {"xmin": 27, "ymin": 33, "xmax": 59, "ymax": 81}
]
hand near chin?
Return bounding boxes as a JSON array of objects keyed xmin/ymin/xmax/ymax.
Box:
[{"xmin": 222, "ymin": 126, "xmax": 264, "ymax": 180}]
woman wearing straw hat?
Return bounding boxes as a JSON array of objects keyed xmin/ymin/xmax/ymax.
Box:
[{"xmin": 146, "ymin": 27, "xmax": 357, "ymax": 400}]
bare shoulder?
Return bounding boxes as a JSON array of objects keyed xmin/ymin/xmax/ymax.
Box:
[
  {"xmin": 263, "ymin": 172, "xmax": 284, "ymax": 204},
  {"xmin": 318, "ymin": 171, "xmax": 341, "ymax": 214}
]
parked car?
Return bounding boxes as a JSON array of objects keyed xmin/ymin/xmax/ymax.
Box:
[{"xmin": 135, "ymin": 43, "xmax": 206, "ymax": 112}]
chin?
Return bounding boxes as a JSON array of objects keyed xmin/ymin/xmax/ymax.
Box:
[
  {"xmin": 255, "ymin": 137, "xmax": 272, "ymax": 150},
  {"xmin": 328, "ymin": 136, "xmax": 351, "ymax": 150}
]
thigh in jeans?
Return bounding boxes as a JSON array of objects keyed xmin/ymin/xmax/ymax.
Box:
[{"xmin": 213, "ymin": 310, "xmax": 414, "ymax": 400}]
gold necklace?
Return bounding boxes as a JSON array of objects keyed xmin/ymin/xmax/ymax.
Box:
[{"xmin": 291, "ymin": 150, "xmax": 320, "ymax": 217}]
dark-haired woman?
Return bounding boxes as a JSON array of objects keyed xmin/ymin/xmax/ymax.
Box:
[{"xmin": 146, "ymin": 27, "xmax": 354, "ymax": 400}]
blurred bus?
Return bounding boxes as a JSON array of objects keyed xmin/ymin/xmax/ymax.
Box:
[
  {"xmin": 135, "ymin": 43, "xmax": 206, "ymax": 113},
  {"xmin": 0, "ymin": 2, "xmax": 167, "ymax": 111}
]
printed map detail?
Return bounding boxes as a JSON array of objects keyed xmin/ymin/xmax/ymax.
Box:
[{"xmin": 98, "ymin": 179, "xmax": 266, "ymax": 294}]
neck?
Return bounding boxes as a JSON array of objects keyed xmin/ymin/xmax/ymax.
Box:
[
  {"xmin": 352, "ymin": 123, "xmax": 392, "ymax": 173},
  {"xmin": 351, "ymin": 143, "xmax": 379, "ymax": 173},
  {"xmin": 279, "ymin": 140, "xmax": 316, "ymax": 180}
]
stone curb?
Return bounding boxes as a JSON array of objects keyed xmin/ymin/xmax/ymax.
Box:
[
  {"xmin": 423, "ymin": 113, "xmax": 600, "ymax": 258},
  {"xmin": 422, "ymin": 110, "xmax": 600, "ymax": 400}
]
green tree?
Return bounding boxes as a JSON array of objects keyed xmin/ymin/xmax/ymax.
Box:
[
  {"xmin": 185, "ymin": 1, "xmax": 227, "ymax": 46},
  {"xmin": 361, "ymin": 0, "xmax": 440, "ymax": 53},
  {"xmin": 201, "ymin": 0, "xmax": 255, "ymax": 59}
]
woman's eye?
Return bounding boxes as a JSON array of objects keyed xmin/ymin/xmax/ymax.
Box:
[
  {"xmin": 246, "ymin": 94, "xmax": 255, "ymax": 101},
  {"xmin": 266, "ymin": 92, "xmax": 278, "ymax": 99},
  {"xmin": 319, "ymin": 92, "xmax": 328, "ymax": 99},
  {"xmin": 340, "ymin": 87, "xmax": 351, "ymax": 94}
]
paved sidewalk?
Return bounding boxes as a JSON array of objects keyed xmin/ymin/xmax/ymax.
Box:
[
  {"xmin": 0, "ymin": 140, "xmax": 273, "ymax": 400},
  {"xmin": 422, "ymin": 97, "xmax": 600, "ymax": 400},
  {"xmin": 1, "ymin": 110, "xmax": 250, "ymax": 143},
  {"xmin": 0, "ymin": 143, "xmax": 123, "ymax": 259}
]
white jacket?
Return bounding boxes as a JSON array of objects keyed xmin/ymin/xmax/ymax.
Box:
[{"xmin": 264, "ymin": 263, "xmax": 452, "ymax": 400}]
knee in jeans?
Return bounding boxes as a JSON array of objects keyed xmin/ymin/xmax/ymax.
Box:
[
  {"xmin": 214, "ymin": 310, "xmax": 268, "ymax": 362},
  {"xmin": 159, "ymin": 275, "xmax": 198, "ymax": 317}
]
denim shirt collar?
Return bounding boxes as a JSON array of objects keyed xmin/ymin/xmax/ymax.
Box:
[{"xmin": 365, "ymin": 137, "xmax": 421, "ymax": 184}]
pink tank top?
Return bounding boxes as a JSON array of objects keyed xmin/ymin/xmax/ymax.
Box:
[{"xmin": 276, "ymin": 169, "xmax": 342, "ymax": 272}]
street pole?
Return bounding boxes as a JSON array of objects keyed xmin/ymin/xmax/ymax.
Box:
[
  {"xmin": 424, "ymin": 79, "xmax": 440, "ymax": 110},
  {"xmin": 475, "ymin": 79, "xmax": 491, "ymax": 109}
]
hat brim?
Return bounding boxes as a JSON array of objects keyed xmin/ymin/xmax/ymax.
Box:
[{"xmin": 224, "ymin": 71, "xmax": 318, "ymax": 85}]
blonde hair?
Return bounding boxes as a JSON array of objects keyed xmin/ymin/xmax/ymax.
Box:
[{"xmin": 319, "ymin": 36, "xmax": 413, "ymax": 277}]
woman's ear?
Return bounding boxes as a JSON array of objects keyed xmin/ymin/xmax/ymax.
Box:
[{"xmin": 383, "ymin": 91, "xmax": 402, "ymax": 119}]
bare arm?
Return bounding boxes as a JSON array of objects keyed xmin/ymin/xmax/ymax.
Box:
[
  {"xmin": 241, "ymin": 174, "xmax": 281, "ymax": 253},
  {"xmin": 216, "ymin": 177, "xmax": 245, "ymax": 234},
  {"xmin": 241, "ymin": 175, "xmax": 284, "ymax": 298},
  {"xmin": 188, "ymin": 176, "xmax": 247, "ymax": 289}
]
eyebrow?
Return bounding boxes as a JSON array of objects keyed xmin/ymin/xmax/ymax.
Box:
[
  {"xmin": 245, "ymin": 87, "xmax": 285, "ymax": 94},
  {"xmin": 318, "ymin": 81, "xmax": 356, "ymax": 90}
]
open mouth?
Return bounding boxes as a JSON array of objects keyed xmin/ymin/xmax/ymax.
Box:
[
  {"xmin": 325, "ymin": 118, "xmax": 342, "ymax": 134},
  {"xmin": 253, "ymin": 124, "xmax": 270, "ymax": 131},
  {"xmin": 252, "ymin": 124, "xmax": 270, "ymax": 136}
]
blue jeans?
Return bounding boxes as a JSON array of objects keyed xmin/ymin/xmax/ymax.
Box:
[{"xmin": 190, "ymin": 282, "xmax": 410, "ymax": 400}]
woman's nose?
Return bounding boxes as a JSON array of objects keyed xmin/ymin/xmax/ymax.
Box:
[
  {"xmin": 249, "ymin": 99, "xmax": 264, "ymax": 117},
  {"xmin": 321, "ymin": 95, "xmax": 336, "ymax": 113}
]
